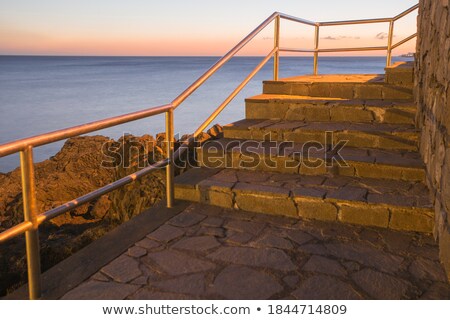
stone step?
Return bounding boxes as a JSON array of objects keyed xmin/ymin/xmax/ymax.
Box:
[
  {"xmin": 263, "ymin": 74, "xmax": 413, "ymax": 100},
  {"xmin": 385, "ymin": 61, "xmax": 414, "ymax": 86},
  {"xmin": 245, "ymin": 94, "xmax": 416, "ymax": 125},
  {"xmin": 197, "ymin": 138, "xmax": 425, "ymax": 182},
  {"xmin": 174, "ymin": 168, "xmax": 433, "ymax": 233},
  {"xmin": 223, "ymin": 119, "xmax": 420, "ymax": 151}
]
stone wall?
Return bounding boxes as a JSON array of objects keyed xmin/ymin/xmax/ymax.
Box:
[{"xmin": 415, "ymin": 0, "xmax": 450, "ymax": 279}]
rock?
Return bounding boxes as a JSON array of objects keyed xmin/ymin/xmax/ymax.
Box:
[
  {"xmin": 207, "ymin": 247, "xmax": 296, "ymax": 271},
  {"xmin": 168, "ymin": 211, "xmax": 206, "ymax": 227},
  {"xmin": 147, "ymin": 225, "xmax": 185, "ymax": 242},
  {"xmin": 62, "ymin": 281, "xmax": 140, "ymax": 300},
  {"xmin": 409, "ymin": 258, "xmax": 447, "ymax": 282},
  {"xmin": 207, "ymin": 124, "xmax": 223, "ymax": 139},
  {"xmin": 302, "ymin": 255, "xmax": 347, "ymax": 277},
  {"xmin": 128, "ymin": 246, "xmax": 147, "ymax": 258},
  {"xmin": 250, "ymin": 234, "xmax": 294, "ymax": 250},
  {"xmin": 144, "ymin": 250, "xmax": 216, "ymax": 276},
  {"xmin": 100, "ymin": 254, "xmax": 142, "ymax": 283},
  {"xmin": 292, "ymin": 275, "xmax": 363, "ymax": 299},
  {"xmin": 135, "ymin": 238, "xmax": 160, "ymax": 250},
  {"xmin": 225, "ymin": 219, "xmax": 266, "ymax": 235},
  {"xmin": 150, "ymin": 273, "xmax": 206, "ymax": 296},
  {"xmin": 286, "ymin": 230, "xmax": 314, "ymax": 245},
  {"xmin": 171, "ymin": 236, "xmax": 221, "ymax": 252},
  {"xmin": 351, "ymin": 269, "xmax": 415, "ymax": 299},
  {"xmin": 212, "ymin": 266, "xmax": 283, "ymax": 299}
]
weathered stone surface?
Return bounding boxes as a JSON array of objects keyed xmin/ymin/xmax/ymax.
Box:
[
  {"xmin": 212, "ymin": 266, "xmax": 283, "ymax": 299},
  {"xmin": 168, "ymin": 212, "xmax": 206, "ymax": 227},
  {"xmin": 302, "ymin": 255, "xmax": 347, "ymax": 277},
  {"xmin": 172, "ymin": 236, "xmax": 221, "ymax": 252},
  {"xmin": 292, "ymin": 275, "xmax": 363, "ymax": 299},
  {"xmin": 135, "ymin": 238, "xmax": 160, "ymax": 250},
  {"xmin": 235, "ymin": 193, "xmax": 297, "ymax": 217},
  {"xmin": 91, "ymin": 272, "xmax": 110, "ymax": 282},
  {"xmin": 225, "ymin": 231, "xmax": 254, "ymax": 245},
  {"xmin": 208, "ymin": 247, "xmax": 296, "ymax": 271},
  {"xmin": 250, "ymin": 234, "xmax": 294, "ymax": 250},
  {"xmin": 286, "ymin": 229, "xmax": 314, "ymax": 245},
  {"xmin": 296, "ymin": 199, "xmax": 338, "ymax": 221},
  {"xmin": 196, "ymin": 226, "xmax": 226, "ymax": 238},
  {"xmin": 325, "ymin": 243, "xmax": 404, "ymax": 274},
  {"xmin": 62, "ymin": 281, "xmax": 140, "ymax": 300},
  {"xmin": 147, "ymin": 224, "xmax": 185, "ymax": 242},
  {"xmin": 101, "ymin": 255, "xmax": 142, "ymax": 283},
  {"xmin": 409, "ymin": 258, "xmax": 447, "ymax": 282},
  {"xmin": 145, "ymin": 250, "xmax": 216, "ymax": 276},
  {"xmin": 352, "ymin": 269, "xmax": 415, "ymax": 299},
  {"xmin": 339, "ymin": 205, "xmax": 389, "ymax": 228},
  {"xmin": 201, "ymin": 216, "xmax": 224, "ymax": 227},
  {"xmin": 389, "ymin": 208, "xmax": 433, "ymax": 233},
  {"xmin": 151, "ymin": 273, "xmax": 206, "ymax": 296},
  {"xmin": 225, "ymin": 219, "xmax": 266, "ymax": 235},
  {"xmin": 128, "ymin": 246, "xmax": 147, "ymax": 258}
]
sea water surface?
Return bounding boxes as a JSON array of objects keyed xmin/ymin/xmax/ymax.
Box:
[{"xmin": 0, "ymin": 56, "xmax": 412, "ymax": 172}]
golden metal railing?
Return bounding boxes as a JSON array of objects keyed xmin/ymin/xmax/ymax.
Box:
[{"xmin": 0, "ymin": 4, "xmax": 418, "ymax": 299}]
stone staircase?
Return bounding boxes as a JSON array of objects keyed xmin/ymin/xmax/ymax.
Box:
[{"xmin": 174, "ymin": 62, "xmax": 434, "ymax": 233}]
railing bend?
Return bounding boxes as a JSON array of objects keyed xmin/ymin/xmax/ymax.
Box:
[{"xmin": 0, "ymin": 3, "xmax": 419, "ymax": 299}]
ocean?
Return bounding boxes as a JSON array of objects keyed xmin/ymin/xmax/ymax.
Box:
[{"xmin": 0, "ymin": 55, "xmax": 412, "ymax": 172}]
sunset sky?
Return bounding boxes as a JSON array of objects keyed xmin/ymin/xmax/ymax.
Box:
[{"xmin": 0, "ymin": 0, "xmax": 418, "ymax": 56}]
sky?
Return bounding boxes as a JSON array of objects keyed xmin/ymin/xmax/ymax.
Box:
[{"xmin": 0, "ymin": 0, "xmax": 418, "ymax": 56}]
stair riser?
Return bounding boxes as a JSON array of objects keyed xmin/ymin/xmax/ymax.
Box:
[
  {"xmin": 245, "ymin": 101, "xmax": 415, "ymax": 125},
  {"xmin": 223, "ymin": 128, "xmax": 419, "ymax": 151},
  {"xmin": 263, "ymin": 82, "xmax": 413, "ymax": 100},
  {"xmin": 197, "ymin": 149, "xmax": 425, "ymax": 182},
  {"xmin": 174, "ymin": 184, "xmax": 433, "ymax": 233}
]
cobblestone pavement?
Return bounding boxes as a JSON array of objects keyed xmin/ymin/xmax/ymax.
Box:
[{"xmin": 62, "ymin": 203, "xmax": 450, "ymax": 299}]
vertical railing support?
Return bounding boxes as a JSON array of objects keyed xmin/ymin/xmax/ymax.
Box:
[
  {"xmin": 386, "ymin": 20, "xmax": 394, "ymax": 67},
  {"xmin": 313, "ymin": 25, "xmax": 320, "ymax": 75},
  {"xmin": 273, "ymin": 15, "xmax": 280, "ymax": 81},
  {"xmin": 20, "ymin": 146, "xmax": 42, "ymax": 300},
  {"xmin": 165, "ymin": 108, "xmax": 175, "ymax": 208}
]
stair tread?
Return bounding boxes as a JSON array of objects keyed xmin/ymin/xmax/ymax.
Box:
[
  {"xmin": 225, "ymin": 118, "xmax": 418, "ymax": 133},
  {"xmin": 265, "ymin": 74, "xmax": 385, "ymax": 84},
  {"xmin": 175, "ymin": 167, "xmax": 432, "ymax": 209},
  {"xmin": 246, "ymin": 94, "xmax": 416, "ymax": 108},
  {"xmin": 201, "ymin": 138, "xmax": 424, "ymax": 168}
]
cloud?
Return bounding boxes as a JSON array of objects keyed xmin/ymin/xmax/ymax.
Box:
[{"xmin": 321, "ymin": 35, "xmax": 361, "ymax": 40}]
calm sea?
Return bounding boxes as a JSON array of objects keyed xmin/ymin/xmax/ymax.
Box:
[{"xmin": 0, "ymin": 55, "xmax": 412, "ymax": 172}]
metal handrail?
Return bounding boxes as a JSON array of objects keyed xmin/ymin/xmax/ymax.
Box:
[{"xmin": 0, "ymin": 3, "xmax": 419, "ymax": 300}]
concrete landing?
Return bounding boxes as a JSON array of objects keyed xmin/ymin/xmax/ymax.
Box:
[{"xmin": 61, "ymin": 203, "xmax": 450, "ymax": 300}]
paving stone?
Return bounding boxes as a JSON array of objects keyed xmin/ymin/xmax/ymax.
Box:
[
  {"xmin": 168, "ymin": 211, "xmax": 207, "ymax": 227},
  {"xmin": 172, "ymin": 236, "xmax": 221, "ymax": 252},
  {"xmin": 286, "ymin": 229, "xmax": 314, "ymax": 245},
  {"xmin": 297, "ymin": 243, "xmax": 329, "ymax": 256},
  {"xmin": 196, "ymin": 226, "xmax": 226, "ymax": 238},
  {"xmin": 91, "ymin": 272, "xmax": 110, "ymax": 282},
  {"xmin": 326, "ymin": 186, "xmax": 367, "ymax": 202},
  {"xmin": 201, "ymin": 216, "xmax": 224, "ymax": 227},
  {"xmin": 208, "ymin": 247, "xmax": 296, "ymax": 271},
  {"xmin": 250, "ymin": 234, "xmax": 294, "ymax": 250},
  {"xmin": 147, "ymin": 224, "xmax": 185, "ymax": 242},
  {"xmin": 351, "ymin": 269, "xmax": 415, "ymax": 299},
  {"xmin": 283, "ymin": 275, "xmax": 300, "ymax": 288},
  {"xmin": 225, "ymin": 219, "xmax": 266, "ymax": 235},
  {"xmin": 151, "ymin": 273, "xmax": 206, "ymax": 296},
  {"xmin": 135, "ymin": 238, "xmax": 160, "ymax": 250},
  {"xmin": 325, "ymin": 243, "xmax": 404, "ymax": 274},
  {"xmin": 101, "ymin": 255, "xmax": 142, "ymax": 283},
  {"xmin": 292, "ymin": 275, "xmax": 363, "ymax": 299},
  {"xmin": 128, "ymin": 246, "xmax": 147, "ymax": 258},
  {"xmin": 128, "ymin": 288, "xmax": 190, "ymax": 300},
  {"xmin": 62, "ymin": 281, "xmax": 140, "ymax": 300},
  {"xmin": 131, "ymin": 275, "xmax": 149, "ymax": 285},
  {"xmin": 303, "ymin": 255, "xmax": 347, "ymax": 277},
  {"xmin": 420, "ymin": 282, "xmax": 450, "ymax": 299},
  {"xmin": 211, "ymin": 266, "xmax": 283, "ymax": 299},
  {"xmin": 342, "ymin": 261, "xmax": 361, "ymax": 272},
  {"xmin": 145, "ymin": 250, "xmax": 216, "ymax": 276},
  {"xmin": 409, "ymin": 258, "xmax": 448, "ymax": 282},
  {"xmin": 225, "ymin": 231, "xmax": 254, "ymax": 245}
]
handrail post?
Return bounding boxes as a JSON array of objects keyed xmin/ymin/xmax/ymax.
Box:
[
  {"xmin": 273, "ymin": 15, "xmax": 280, "ymax": 80},
  {"xmin": 165, "ymin": 108, "xmax": 175, "ymax": 208},
  {"xmin": 20, "ymin": 146, "xmax": 42, "ymax": 300},
  {"xmin": 313, "ymin": 25, "xmax": 320, "ymax": 75},
  {"xmin": 386, "ymin": 20, "xmax": 394, "ymax": 67}
]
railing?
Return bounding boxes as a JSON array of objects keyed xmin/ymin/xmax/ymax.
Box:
[{"xmin": 0, "ymin": 4, "xmax": 418, "ymax": 299}]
